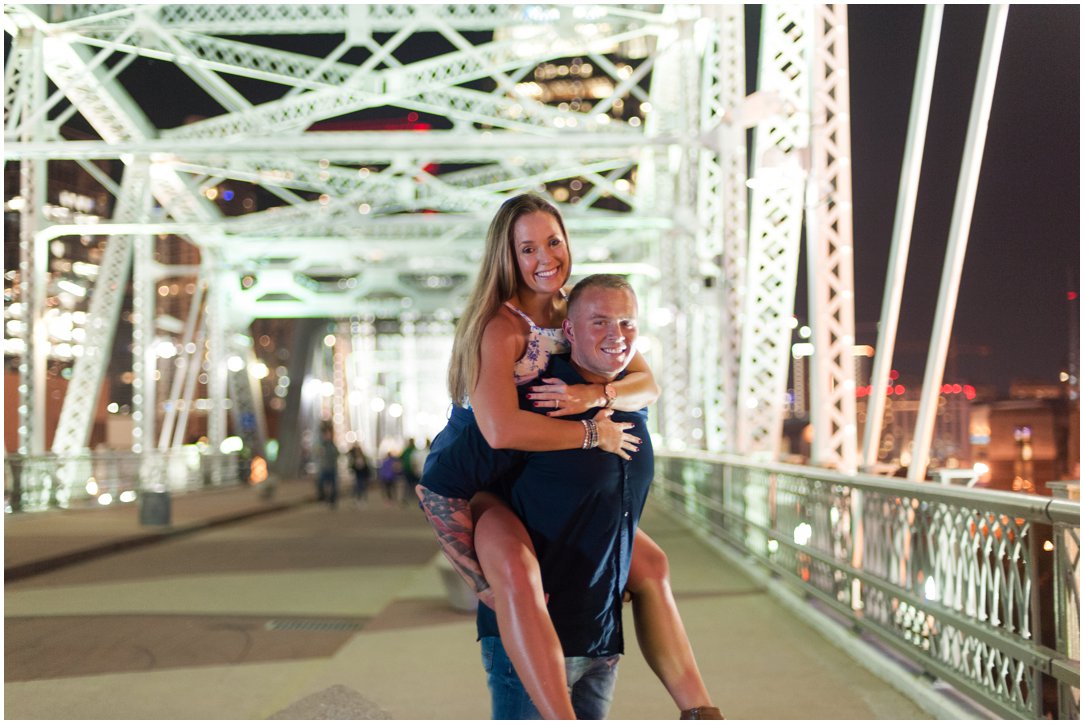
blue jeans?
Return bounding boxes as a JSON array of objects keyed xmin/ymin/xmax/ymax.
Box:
[
  {"xmin": 316, "ymin": 469, "xmax": 337, "ymax": 507},
  {"xmin": 480, "ymin": 636, "xmax": 619, "ymax": 720}
]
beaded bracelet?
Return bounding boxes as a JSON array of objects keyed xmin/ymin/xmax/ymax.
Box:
[{"xmin": 581, "ymin": 419, "xmax": 599, "ymax": 450}]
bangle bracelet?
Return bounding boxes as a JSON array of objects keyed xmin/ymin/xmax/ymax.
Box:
[{"xmin": 581, "ymin": 419, "xmax": 599, "ymax": 450}]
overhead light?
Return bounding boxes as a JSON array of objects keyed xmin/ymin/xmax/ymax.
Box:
[
  {"xmin": 57, "ymin": 279, "xmax": 87, "ymax": 297},
  {"xmin": 249, "ymin": 361, "xmax": 270, "ymax": 379},
  {"xmin": 154, "ymin": 340, "xmax": 178, "ymax": 359},
  {"xmin": 72, "ymin": 261, "xmax": 99, "ymax": 278}
]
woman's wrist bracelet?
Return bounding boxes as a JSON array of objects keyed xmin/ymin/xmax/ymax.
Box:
[{"xmin": 581, "ymin": 419, "xmax": 599, "ymax": 450}]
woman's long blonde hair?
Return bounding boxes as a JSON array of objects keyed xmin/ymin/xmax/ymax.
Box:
[{"xmin": 448, "ymin": 193, "xmax": 570, "ymax": 406}]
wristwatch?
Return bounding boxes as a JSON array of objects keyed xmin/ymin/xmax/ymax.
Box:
[{"xmin": 602, "ymin": 383, "xmax": 618, "ymax": 408}]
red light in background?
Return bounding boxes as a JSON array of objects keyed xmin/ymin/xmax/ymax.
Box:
[
  {"xmin": 889, "ymin": 369, "xmax": 899, "ymax": 381},
  {"xmin": 407, "ymin": 112, "xmax": 419, "ymax": 122},
  {"xmin": 964, "ymin": 385, "xmax": 976, "ymax": 400},
  {"xmin": 894, "ymin": 385, "xmax": 905, "ymax": 395},
  {"xmin": 952, "ymin": 384, "xmax": 962, "ymax": 394},
  {"xmin": 1069, "ymin": 291, "xmax": 1079, "ymax": 301}
]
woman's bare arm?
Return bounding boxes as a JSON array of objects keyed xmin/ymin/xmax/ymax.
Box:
[
  {"xmin": 527, "ymin": 349, "xmax": 660, "ymax": 416},
  {"xmin": 471, "ymin": 311, "xmax": 638, "ymax": 454}
]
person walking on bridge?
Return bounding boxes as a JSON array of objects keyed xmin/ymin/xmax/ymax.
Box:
[{"xmin": 315, "ymin": 425, "xmax": 339, "ymax": 510}]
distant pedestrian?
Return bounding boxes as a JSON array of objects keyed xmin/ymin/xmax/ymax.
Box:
[
  {"xmin": 400, "ymin": 438, "xmax": 420, "ymax": 505},
  {"xmin": 316, "ymin": 426, "xmax": 339, "ymax": 509},
  {"xmin": 378, "ymin": 451, "xmax": 401, "ymax": 505},
  {"xmin": 349, "ymin": 444, "xmax": 372, "ymax": 505}
]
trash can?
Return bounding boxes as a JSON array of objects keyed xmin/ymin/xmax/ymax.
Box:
[{"xmin": 139, "ymin": 490, "xmax": 172, "ymax": 526}]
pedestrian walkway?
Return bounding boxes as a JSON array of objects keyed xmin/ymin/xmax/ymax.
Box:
[
  {"xmin": 5, "ymin": 480, "xmax": 964, "ymax": 719},
  {"xmin": 4, "ymin": 478, "xmax": 315, "ymax": 580}
]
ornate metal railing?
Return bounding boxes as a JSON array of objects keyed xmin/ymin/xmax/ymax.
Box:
[
  {"xmin": 654, "ymin": 451, "xmax": 1080, "ymax": 719},
  {"xmin": 5, "ymin": 449, "xmax": 241, "ymax": 512}
]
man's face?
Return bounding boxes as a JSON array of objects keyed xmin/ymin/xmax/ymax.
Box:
[{"xmin": 563, "ymin": 286, "xmax": 638, "ymax": 380}]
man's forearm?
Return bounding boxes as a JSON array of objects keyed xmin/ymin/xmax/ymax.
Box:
[{"xmin": 415, "ymin": 484, "xmax": 492, "ymax": 601}]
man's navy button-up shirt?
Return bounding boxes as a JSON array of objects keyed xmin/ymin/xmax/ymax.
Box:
[{"xmin": 476, "ymin": 353, "xmax": 654, "ymax": 658}]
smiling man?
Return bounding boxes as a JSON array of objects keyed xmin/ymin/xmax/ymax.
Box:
[{"xmin": 473, "ymin": 273, "xmax": 655, "ymax": 719}]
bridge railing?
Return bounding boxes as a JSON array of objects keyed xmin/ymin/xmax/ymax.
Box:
[
  {"xmin": 654, "ymin": 451, "xmax": 1080, "ymax": 720},
  {"xmin": 4, "ymin": 449, "xmax": 241, "ymax": 512}
]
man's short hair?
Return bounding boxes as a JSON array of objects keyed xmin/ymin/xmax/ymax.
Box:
[{"xmin": 567, "ymin": 274, "xmax": 635, "ymax": 313}]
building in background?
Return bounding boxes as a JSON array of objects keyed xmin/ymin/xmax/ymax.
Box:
[
  {"xmin": 971, "ymin": 381, "xmax": 1080, "ymax": 495},
  {"xmin": 4, "ymin": 130, "xmax": 120, "ymax": 451}
]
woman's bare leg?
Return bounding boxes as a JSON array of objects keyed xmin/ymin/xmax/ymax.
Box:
[
  {"xmin": 627, "ymin": 528, "xmax": 717, "ymax": 713},
  {"xmin": 472, "ymin": 492, "xmax": 575, "ymax": 720}
]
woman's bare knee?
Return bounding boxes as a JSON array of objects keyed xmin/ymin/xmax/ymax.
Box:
[{"xmin": 628, "ymin": 531, "xmax": 671, "ymax": 593}]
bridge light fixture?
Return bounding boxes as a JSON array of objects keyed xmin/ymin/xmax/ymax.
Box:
[{"xmin": 793, "ymin": 522, "xmax": 812, "ymax": 546}]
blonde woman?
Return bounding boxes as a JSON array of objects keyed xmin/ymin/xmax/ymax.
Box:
[{"xmin": 417, "ymin": 194, "xmax": 721, "ymax": 720}]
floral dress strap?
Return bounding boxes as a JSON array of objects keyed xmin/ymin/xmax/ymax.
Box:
[{"xmin": 503, "ymin": 301, "xmax": 570, "ymax": 385}]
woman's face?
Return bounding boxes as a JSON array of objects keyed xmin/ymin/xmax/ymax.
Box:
[{"xmin": 511, "ymin": 210, "xmax": 570, "ymax": 296}]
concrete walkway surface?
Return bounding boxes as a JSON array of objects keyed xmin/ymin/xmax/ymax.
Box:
[{"xmin": 4, "ymin": 479, "xmax": 971, "ymax": 720}]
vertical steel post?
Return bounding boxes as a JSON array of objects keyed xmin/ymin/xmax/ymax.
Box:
[
  {"xmin": 862, "ymin": 5, "xmax": 944, "ymax": 470},
  {"xmin": 909, "ymin": 5, "xmax": 1008, "ymax": 482},
  {"xmin": 697, "ymin": 5, "xmax": 747, "ymax": 453},
  {"xmin": 16, "ymin": 29, "xmax": 47, "ymax": 455},
  {"xmin": 805, "ymin": 4, "xmax": 859, "ymax": 474},
  {"xmin": 159, "ymin": 275, "xmax": 206, "ymax": 449},
  {"xmin": 130, "ymin": 178, "xmax": 156, "ymax": 455},
  {"xmin": 736, "ymin": 3, "xmax": 812, "ymax": 458},
  {"xmin": 206, "ymin": 266, "xmax": 230, "ymax": 481}
]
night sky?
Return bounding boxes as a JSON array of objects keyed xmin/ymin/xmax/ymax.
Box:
[{"xmin": 837, "ymin": 4, "xmax": 1079, "ymax": 394}]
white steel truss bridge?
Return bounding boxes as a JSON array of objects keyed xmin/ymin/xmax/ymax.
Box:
[
  {"xmin": 5, "ymin": 2, "xmax": 874, "ymax": 469},
  {"xmin": 3, "ymin": 5, "xmax": 1079, "ymax": 719}
]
